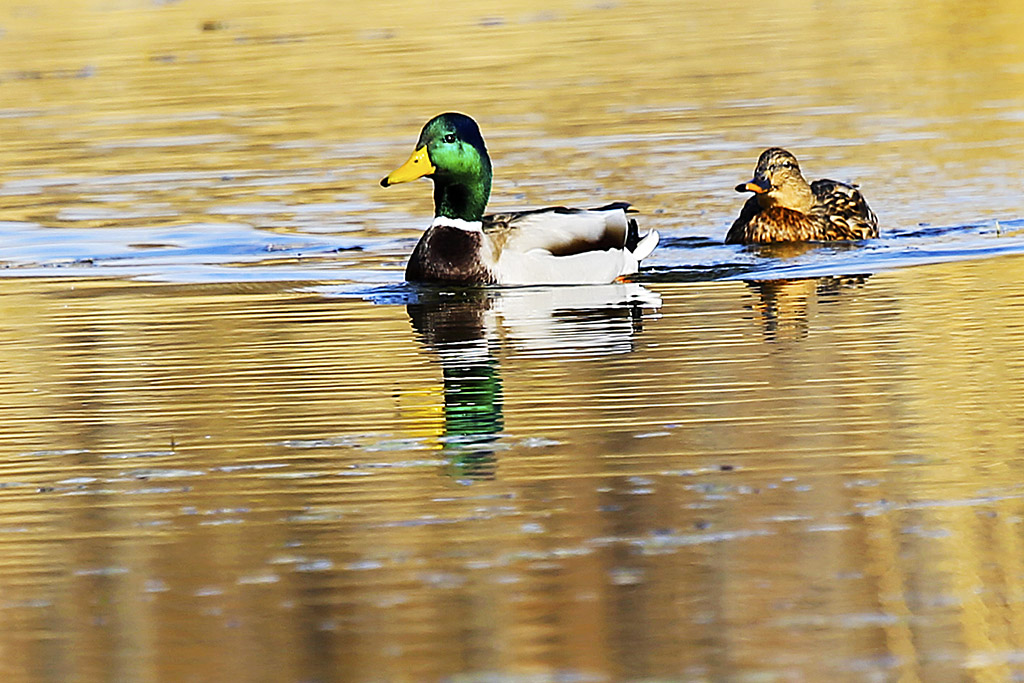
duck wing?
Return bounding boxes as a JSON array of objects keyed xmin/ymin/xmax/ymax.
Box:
[
  {"xmin": 482, "ymin": 203, "xmax": 659, "ymax": 285},
  {"xmin": 486, "ymin": 202, "xmax": 632, "ymax": 255},
  {"xmin": 811, "ymin": 179, "xmax": 879, "ymax": 239}
]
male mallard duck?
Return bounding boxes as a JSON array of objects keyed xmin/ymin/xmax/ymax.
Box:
[
  {"xmin": 726, "ymin": 147, "xmax": 878, "ymax": 245},
  {"xmin": 381, "ymin": 113, "xmax": 659, "ymax": 285}
]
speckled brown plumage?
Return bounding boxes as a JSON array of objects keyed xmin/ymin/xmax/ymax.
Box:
[{"xmin": 726, "ymin": 148, "xmax": 878, "ymax": 245}]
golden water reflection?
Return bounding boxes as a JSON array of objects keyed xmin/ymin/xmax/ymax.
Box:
[
  {"xmin": 0, "ymin": 0, "xmax": 1022, "ymax": 679},
  {"xmin": 404, "ymin": 285, "xmax": 660, "ymax": 480},
  {"xmin": 745, "ymin": 275, "xmax": 871, "ymax": 341},
  {"xmin": 0, "ymin": 260, "xmax": 1021, "ymax": 680}
]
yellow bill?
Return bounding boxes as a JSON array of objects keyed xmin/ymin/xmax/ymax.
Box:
[{"xmin": 380, "ymin": 146, "xmax": 435, "ymax": 187}]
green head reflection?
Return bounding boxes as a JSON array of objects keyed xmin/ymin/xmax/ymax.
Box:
[
  {"xmin": 440, "ymin": 357, "xmax": 503, "ymax": 479},
  {"xmin": 407, "ymin": 291, "xmax": 503, "ymax": 480}
]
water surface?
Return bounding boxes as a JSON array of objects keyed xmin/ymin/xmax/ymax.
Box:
[{"xmin": 0, "ymin": 1, "xmax": 1023, "ymax": 682}]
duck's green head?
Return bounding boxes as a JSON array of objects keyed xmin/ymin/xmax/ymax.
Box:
[{"xmin": 381, "ymin": 113, "xmax": 492, "ymax": 221}]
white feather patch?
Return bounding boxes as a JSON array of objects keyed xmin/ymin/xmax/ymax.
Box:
[
  {"xmin": 502, "ymin": 209, "xmax": 629, "ymax": 254},
  {"xmin": 431, "ymin": 216, "xmax": 484, "ymax": 232},
  {"xmin": 495, "ymin": 249, "xmax": 638, "ymax": 286},
  {"xmin": 632, "ymin": 230, "xmax": 660, "ymax": 262}
]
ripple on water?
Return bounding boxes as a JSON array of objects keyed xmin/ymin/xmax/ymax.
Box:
[{"xmin": 0, "ymin": 3, "xmax": 1022, "ymax": 682}]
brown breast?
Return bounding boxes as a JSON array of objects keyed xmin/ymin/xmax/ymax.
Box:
[
  {"xmin": 726, "ymin": 207, "xmax": 824, "ymax": 244},
  {"xmin": 405, "ymin": 225, "xmax": 496, "ymax": 285}
]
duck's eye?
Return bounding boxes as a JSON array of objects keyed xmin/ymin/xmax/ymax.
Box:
[{"xmin": 443, "ymin": 133, "xmax": 457, "ymax": 144}]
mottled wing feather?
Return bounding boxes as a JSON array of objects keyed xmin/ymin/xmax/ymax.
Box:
[{"xmin": 811, "ymin": 179, "xmax": 878, "ymax": 239}]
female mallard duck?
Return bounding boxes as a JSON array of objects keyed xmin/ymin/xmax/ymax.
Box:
[
  {"xmin": 381, "ymin": 113, "xmax": 659, "ymax": 285},
  {"xmin": 726, "ymin": 147, "xmax": 878, "ymax": 245}
]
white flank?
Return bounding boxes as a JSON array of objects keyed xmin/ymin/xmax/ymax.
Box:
[
  {"xmin": 486, "ymin": 207, "xmax": 664, "ymax": 285},
  {"xmin": 431, "ymin": 216, "xmax": 484, "ymax": 233}
]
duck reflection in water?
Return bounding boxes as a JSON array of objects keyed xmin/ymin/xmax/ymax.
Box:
[
  {"xmin": 746, "ymin": 275, "xmax": 870, "ymax": 341},
  {"xmin": 407, "ymin": 290, "xmax": 503, "ymax": 479},
  {"xmin": 405, "ymin": 284, "xmax": 661, "ymax": 480},
  {"xmin": 739, "ymin": 243, "xmax": 871, "ymax": 341}
]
